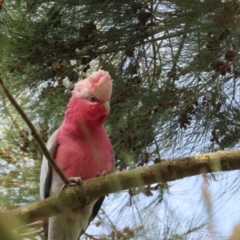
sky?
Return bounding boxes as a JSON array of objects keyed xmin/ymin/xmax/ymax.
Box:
[{"xmin": 85, "ymin": 170, "xmax": 240, "ymax": 239}]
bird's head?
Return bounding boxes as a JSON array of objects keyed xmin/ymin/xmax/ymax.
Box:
[{"xmin": 66, "ymin": 70, "xmax": 112, "ymax": 126}]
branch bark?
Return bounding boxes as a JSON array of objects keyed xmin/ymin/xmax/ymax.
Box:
[
  {"xmin": 3, "ymin": 149, "xmax": 240, "ymax": 227},
  {"xmin": 0, "ymin": 77, "xmax": 70, "ymax": 185}
]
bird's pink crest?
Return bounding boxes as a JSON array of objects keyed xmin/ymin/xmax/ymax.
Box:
[{"xmin": 73, "ymin": 70, "xmax": 112, "ymax": 101}]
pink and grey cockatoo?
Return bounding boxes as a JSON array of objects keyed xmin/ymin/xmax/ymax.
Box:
[{"xmin": 40, "ymin": 70, "xmax": 114, "ymax": 240}]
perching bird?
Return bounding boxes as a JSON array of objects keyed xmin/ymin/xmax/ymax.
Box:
[{"xmin": 40, "ymin": 70, "xmax": 114, "ymax": 240}]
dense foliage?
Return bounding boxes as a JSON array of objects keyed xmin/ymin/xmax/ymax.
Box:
[{"xmin": 1, "ymin": 0, "xmax": 240, "ymax": 239}]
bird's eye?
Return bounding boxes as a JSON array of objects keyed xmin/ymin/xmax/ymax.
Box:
[{"xmin": 89, "ymin": 96, "xmax": 97, "ymax": 102}]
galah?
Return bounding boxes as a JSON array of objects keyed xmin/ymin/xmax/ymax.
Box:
[{"xmin": 40, "ymin": 70, "xmax": 114, "ymax": 240}]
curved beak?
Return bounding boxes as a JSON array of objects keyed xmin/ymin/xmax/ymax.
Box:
[{"xmin": 103, "ymin": 100, "xmax": 110, "ymax": 115}]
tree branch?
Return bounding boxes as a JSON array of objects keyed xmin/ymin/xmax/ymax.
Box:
[
  {"xmin": 3, "ymin": 149, "xmax": 240, "ymax": 227},
  {"xmin": 0, "ymin": 77, "xmax": 70, "ymax": 185}
]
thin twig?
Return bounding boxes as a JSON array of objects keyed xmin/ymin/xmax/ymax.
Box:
[
  {"xmin": 15, "ymin": 221, "xmax": 42, "ymax": 231},
  {"xmin": 83, "ymin": 232, "xmax": 100, "ymax": 240},
  {"xmin": 0, "ymin": 77, "xmax": 70, "ymax": 185},
  {"xmin": 19, "ymin": 229, "xmax": 43, "ymax": 237}
]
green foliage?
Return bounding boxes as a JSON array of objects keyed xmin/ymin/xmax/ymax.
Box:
[{"xmin": 1, "ymin": 0, "xmax": 240, "ymax": 239}]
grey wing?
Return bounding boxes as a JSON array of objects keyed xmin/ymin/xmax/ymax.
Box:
[{"xmin": 40, "ymin": 129, "xmax": 59, "ymax": 200}]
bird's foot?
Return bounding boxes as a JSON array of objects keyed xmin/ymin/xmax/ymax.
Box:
[
  {"xmin": 69, "ymin": 177, "xmax": 83, "ymax": 185},
  {"xmin": 61, "ymin": 177, "xmax": 83, "ymax": 190},
  {"xmin": 96, "ymin": 170, "xmax": 108, "ymax": 177},
  {"xmin": 96, "ymin": 171, "xmax": 109, "ymax": 197}
]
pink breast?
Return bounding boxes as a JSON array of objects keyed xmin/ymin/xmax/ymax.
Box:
[{"xmin": 54, "ymin": 132, "xmax": 114, "ymax": 180}]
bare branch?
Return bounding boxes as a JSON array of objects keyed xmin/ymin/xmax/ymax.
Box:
[
  {"xmin": 3, "ymin": 149, "xmax": 240, "ymax": 227},
  {"xmin": 0, "ymin": 77, "xmax": 70, "ymax": 185}
]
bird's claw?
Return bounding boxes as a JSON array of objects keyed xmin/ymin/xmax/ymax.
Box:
[
  {"xmin": 96, "ymin": 171, "xmax": 109, "ymax": 197},
  {"xmin": 61, "ymin": 177, "xmax": 83, "ymax": 190},
  {"xmin": 96, "ymin": 170, "xmax": 108, "ymax": 177},
  {"xmin": 69, "ymin": 177, "xmax": 83, "ymax": 185}
]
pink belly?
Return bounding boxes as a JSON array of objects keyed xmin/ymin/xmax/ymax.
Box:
[{"xmin": 54, "ymin": 140, "xmax": 113, "ymax": 180}]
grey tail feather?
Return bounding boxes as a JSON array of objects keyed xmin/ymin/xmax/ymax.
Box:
[{"xmin": 43, "ymin": 220, "xmax": 48, "ymax": 239}]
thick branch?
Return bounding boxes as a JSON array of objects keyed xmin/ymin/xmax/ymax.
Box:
[
  {"xmin": 4, "ymin": 150, "xmax": 240, "ymax": 226},
  {"xmin": 0, "ymin": 78, "xmax": 70, "ymax": 185}
]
